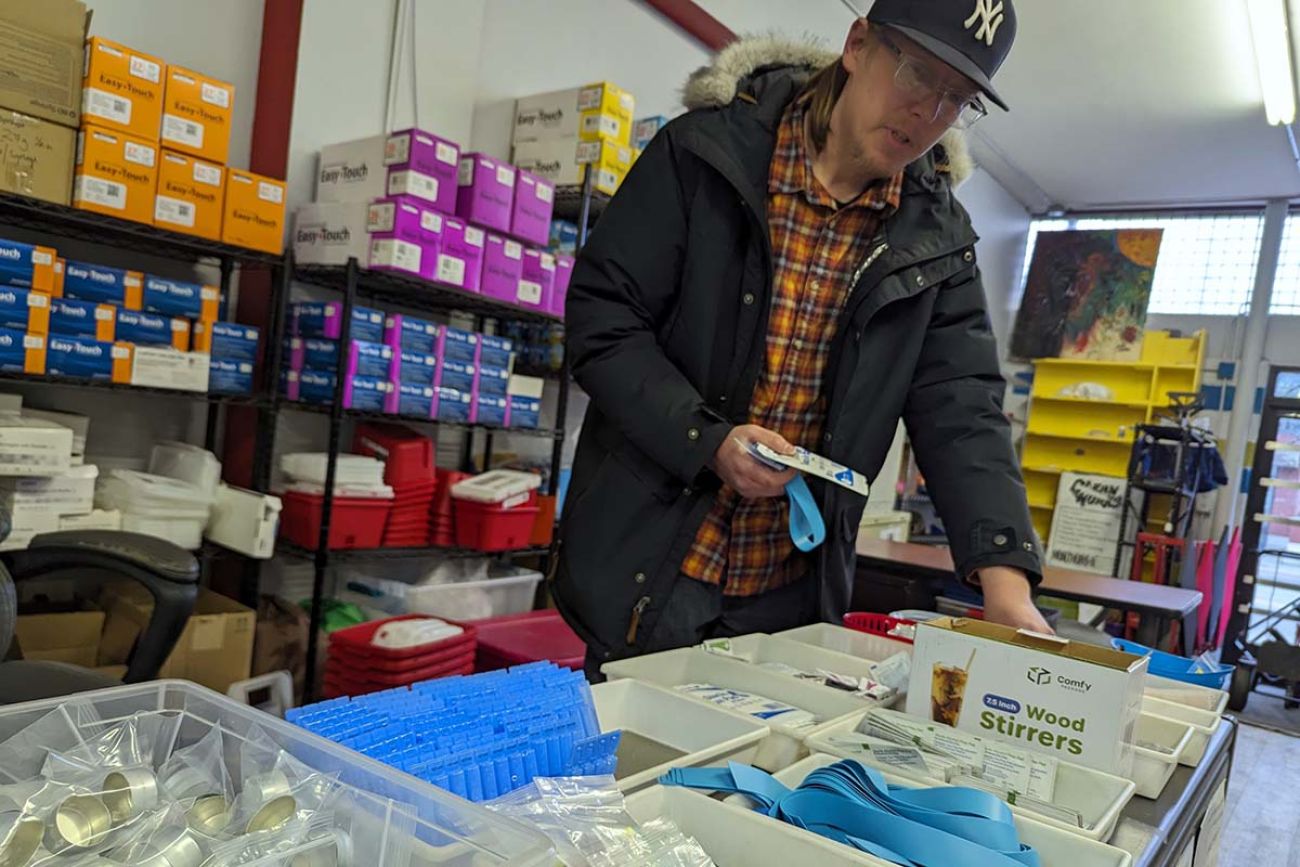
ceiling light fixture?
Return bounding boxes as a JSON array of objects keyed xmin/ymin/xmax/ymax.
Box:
[{"xmin": 1246, "ymin": 0, "xmax": 1297, "ymax": 125}]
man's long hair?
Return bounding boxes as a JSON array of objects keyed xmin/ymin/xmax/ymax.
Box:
[{"xmin": 800, "ymin": 59, "xmax": 848, "ymax": 154}]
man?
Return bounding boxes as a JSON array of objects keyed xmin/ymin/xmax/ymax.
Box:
[{"xmin": 557, "ymin": 0, "xmax": 1048, "ymax": 678}]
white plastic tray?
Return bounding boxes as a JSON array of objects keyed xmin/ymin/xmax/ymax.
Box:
[
  {"xmin": 591, "ymin": 679, "xmax": 769, "ymax": 792},
  {"xmin": 805, "ymin": 709, "xmax": 1136, "ymax": 842},
  {"xmin": 602, "ymin": 647, "xmax": 869, "ymax": 771},
  {"xmin": 775, "ymin": 622, "xmax": 914, "ymax": 662},
  {"xmin": 626, "ymin": 784, "xmax": 892, "ymax": 865},
  {"xmin": 719, "ymin": 633, "xmax": 904, "ymax": 706},
  {"xmin": 1143, "ymin": 673, "xmax": 1228, "ymax": 715},
  {"xmin": 1131, "ymin": 712, "xmax": 1193, "ymax": 798},
  {"xmin": 1141, "ymin": 695, "xmax": 1217, "ymax": 767},
  {"xmin": 735, "ymin": 753, "xmax": 1133, "ymax": 867}
]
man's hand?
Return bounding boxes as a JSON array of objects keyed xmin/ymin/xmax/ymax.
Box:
[
  {"xmin": 979, "ymin": 566, "xmax": 1054, "ymax": 634},
  {"xmin": 712, "ymin": 425, "xmax": 797, "ymax": 499}
]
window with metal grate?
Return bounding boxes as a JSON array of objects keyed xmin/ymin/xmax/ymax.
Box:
[{"xmin": 1268, "ymin": 213, "xmax": 1300, "ymax": 315}]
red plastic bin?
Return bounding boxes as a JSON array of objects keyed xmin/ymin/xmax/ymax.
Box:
[
  {"xmin": 471, "ymin": 610, "xmax": 584, "ymax": 672},
  {"xmin": 843, "ymin": 612, "xmax": 916, "ymax": 644},
  {"xmin": 353, "ymin": 423, "xmax": 436, "ymax": 484},
  {"xmin": 453, "ymin": 492, "xmax": 540, "ymax": 552},
  {"xmin": 280, "ymin": 491, "xmax": 391, "ymax": 550}
]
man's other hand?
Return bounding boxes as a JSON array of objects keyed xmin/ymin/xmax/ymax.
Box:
[
  {"xmin": 979, "ymin": 566, "xmax": 1054, "ymax": 634},
  {"xmin": 712, "ymin": 425, "xmax": 798, "ymax": 499}
]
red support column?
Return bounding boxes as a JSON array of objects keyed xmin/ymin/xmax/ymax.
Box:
[{"xmin": 641, "ymin": 0, "xmax": 736, "ymax": 51}]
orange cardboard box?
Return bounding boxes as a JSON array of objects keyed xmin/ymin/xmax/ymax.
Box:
[
  {"xmin": 161, "ymin": 66, "xmax": 233, "ymax": 165},
  {"xmin": 221, "ymin": 169, "xmax": 285, "ymax": 253},
  {"xmin": 155, "ymin": 150, "xmax": 225, "ymax": 240},
  {"xmin": 81, "ymin": 37, "xmax": 164, "ymax": 139},
  {"xmin": 52, "ymin": 258, "xmax": 65, "ymax": 297},
  {"xmin": 73, "ymin": 124, "xmax": 158, "ymax": 224}
]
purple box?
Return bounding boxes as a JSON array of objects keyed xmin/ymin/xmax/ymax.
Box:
[
  {"xmin": 519, "ymin": 249, "xmax": 556, "ymax": 311},
  {"xmin": 455, "ymin": 152, "xmax": 515, "ymax": 233},
  {"xmin": 287, "ymin": 337, "xmax": 391, "ymax": 379},
  {"xmin": 510, "ymin": 169, "xmax": 554, "ymax": 246},
  {"xmin": 552, "ymin": 254, "xmax": 574, "ymax": 317},
  {"xmin": 367, "ymin": 195, "xmax": 444, "ymax": 247},
  {"xmin": 481, "ymin": 234, "xmax": 525, "ymax": 304},
  {"xmin": 385, "ymin": 129, "xmax": 461, "ymax": 214},
  {"xmin": 435, "ymin": 217, "xmax": 485, "ymax": 292}
]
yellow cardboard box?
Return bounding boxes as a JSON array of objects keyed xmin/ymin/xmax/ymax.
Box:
[
  {"xmin": 222, "ymin": 169, "xmax": 286, "ymax": 253},
  {"xmin": 15, "ymin": 610, "xmax": 103, "ymax": 666},
  {"xmin": 155, "ymin": 149, "xmax": 225, "ymax": 240},
  {"xmin": 0, "ymin": 0, "xmax": 89, "ymax": 127},
  {"xmin": 81, "ymin": 37, "xmax": 165, "ymax": 139},
  {"xmin": 74, "ymin": 124, "xmax": 158, "ymax": 224},
  {"xmin": 0, "ymin": 110, "xmax": 76, "ymax": 205},
  {"xmin": 162, "ymin": 66, "xmax": 234, "ymax": 165}
]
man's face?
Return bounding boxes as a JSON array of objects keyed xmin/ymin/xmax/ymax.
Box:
[{"xmin": 837, "ymin": 21, "xmax": 982, "ymax": 176}]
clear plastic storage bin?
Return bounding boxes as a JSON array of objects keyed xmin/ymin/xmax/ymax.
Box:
[
  {"xmin": 0, "ymin": 681, "xmax": 554, "ymax": 865},
  {"xmin": 774, "ymin": 623, "xmax": 913, "ymax": 662},
  {"xmin": 351, "ymin": 567, "xmax": 544, "ymax": 622}
]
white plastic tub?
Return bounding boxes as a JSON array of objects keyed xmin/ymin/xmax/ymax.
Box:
[
  {"xmin": 602, "ymin": 647, "xmax": 869, "ymax": 771},
  {"xmin": 626, "ymin": 784, "xmax": 892, "ymax": 865},
  {"xmin": 736, "ymin": 753, "xmax": 1133, "ymax": 867},
  {"xmin": 1141, "ymin": 695, "xmax": 1217, "ymax": 767},
  {"xmin": 590, "ymin": 679, "xmax": 769, "ymax": 793},
  {"xmin": 805, "ymin": 709, "xmax": 1136, "ymax": 842},
  {"xmin": 398, "ymin": 567, "xmax": 544, "ymax": 621},
  {"xmin": 719, "ymin": 634, "xmax": 904, "ymax": 707},
  {"xmin": 121, "ymin": 513, "xmax": 204, "ymax": 549},
  {"xmin": 1131, "ymin": 712, "xmax": 1193, "ymax": 798},
  {"xmin": 775, "ymin": 622, "xmax": 913, "ymax": 662}
]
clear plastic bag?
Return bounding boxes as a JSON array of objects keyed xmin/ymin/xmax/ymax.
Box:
[{"xmin": 486, "ymin": 777, "xmax": 714, "ymax": 867}]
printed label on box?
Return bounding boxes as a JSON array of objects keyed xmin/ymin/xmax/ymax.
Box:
[
  {"xmin": 372, "ymin": 238, "xmax": 421, "ymax": 272},
  {"xmin": 155, "ymin": 195, "xmax": 195, "ymax": 227},
  {"xmin": 505, "ymin": 241, "xmax": 522, "ymax": 260},
  {"xmin": 457, "ymin": 158, "xmax": 473, "ymax": 186},
  {"xmin": 389, "ymin": 170, "xmax": 437, "ymax": 201},
  {"xmin": 517, "ymin": 280, "xmax": 542, "ymax": 304},
  {"xmin": 194, "ymin": 163, "xmax": 222, "ymax": 186},
  {"xmin": 130, "ymin": 56, "xmax": 162, "ymax": 83},
  {"xmin": 124, "ymin": 141, "xmax": 155, "ymax": 167},
  {"xmin": 86, "ymin": 88, "xmax": 131, "ymax": 125},
  {"xmin": 495, "ymin": 165, "xmax": 514, "ymax": 186},
  {"xmin": 437, "ymin": 255, "xmax": 465, "ymax": 285},
  {"xmin": 76, "ymin": 177, "xmax": 126, "ymax": 210},
  {"xmin": 258, "ymin": 182, "xmax": 283, "ymax": 203},
  {"xmin": 201, "ymin": 82, "xmax": 231, "ymax": 108},
  {"xmin": 421, "ymin": 212, "xmax": 442, "ymax": 233},
  {"xmin": 436, "ymin": 142, "xmax": 457, "ymax": 165},
  {"xmin": 537, "ymin": 183, "xmax": 554, "ymax": 203},
  {"xmin": 385, "ymin": 134, "xmax": 410, "ymax": 164},
  {"xmin": 162, "ymin": 114, "xmax": 203, "ymax": 148},
  {"xmin": 464, "ymin": 227, "xmax": 484, "ymax": 247}
]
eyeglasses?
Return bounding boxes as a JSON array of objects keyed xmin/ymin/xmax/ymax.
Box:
[{"xmin": 874, "ymin": 30, "xmax": 989, "ymax": 130}]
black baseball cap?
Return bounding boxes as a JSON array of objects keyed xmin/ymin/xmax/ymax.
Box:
[{"xmin": 867, "ymin": 0, "xmax": 1017, "ymax": 111}]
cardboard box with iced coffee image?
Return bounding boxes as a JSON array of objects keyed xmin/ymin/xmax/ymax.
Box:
[{"xmin": 906, "ymin": 617, "xmax": 1148, "ymax": 777}]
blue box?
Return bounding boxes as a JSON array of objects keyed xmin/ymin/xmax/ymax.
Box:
[
  {"xmin": 439, "ymin": 326, "xmax": 479, "ymax": 363},
  {"xmin": 438, "ymin": 358, "xmax": 475, "ymax": 392},
  {"xmin": 383, "ymin": 314, "xmax": 440, "ymax": 354},
  {"xmin": 198, "ymin": 322, "xmax": 260, "ymax": 361},
  {"xmin": 116, "ymin": 309, "xmax": 187, "ymax": 348},
  {"xmin": 292, "ymin": 370, "xmax": 335, "ymax": 404},
  {"xmin": 0, "ymin": 327, "xmax": 41, "ymax": 373},
  {"xmin": 474, "ymin": 394, "xmax": 508, "ymax": 427},
  {"xmin": 209, "ymin": 358, "xmax": 255, "ymax": 395},
  {"xmin": 291, "ymin": 302, "xmax": 385, "ymax": 343},
  {"xmin": 477, "ymin": 364, "xmax": 509, "ymax": 396},
  {"xmin": 63, "ymin": 261, "xmax": 144, "ymax": 309},
  {"xmin": 436, "ymin": 387, "xmax": 473, "ymax": 423},
  {"xmin": 50, "ymin": 298, "xmax": 115, "ymax": 339},
  {"xmin": 143, "ymin": 276, "xmax": 220, "ymax": 320},
  {"xmin": 47, "ymin": 335, "xmax": 126, "ymax": 381},
  {"xmin": 393, "ymin": 349, "xmax": 438, "ymax": 385},
  {"xmin": 392, "ymin": 382, "xmax": 435, "ymax": 417},
  {"xmin": 0, "ymin": 288, "xmax": 50, "ymax": 333},
  {"xmin": 287, "ymin": 338, "xmax": 392, "ymax": 379},
  {"xmin": 478, "ymin": 334, "xmax": 514, "ymax": 368},
  {"xmin": 509, "ymin": 396, "xmax": 541, "ymax": 429},
  {"xmin": 346, "ymin": 375, "xmax": 390, "ymax": 411}
]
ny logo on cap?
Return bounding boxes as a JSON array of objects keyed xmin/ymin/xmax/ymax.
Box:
[{"xmin": 964, "ymin": 0, "xmax": 1006, "ymax": 47}]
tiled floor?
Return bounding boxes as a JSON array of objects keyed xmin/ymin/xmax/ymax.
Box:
[{"xmin": 1219, "ymin": 722, "xmax": 1300, "ymax": 865}]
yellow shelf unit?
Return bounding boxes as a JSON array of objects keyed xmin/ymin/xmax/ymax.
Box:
[{"xmin": 1021, "ymin": 330, "xmax": 1206, "ymax": 550}]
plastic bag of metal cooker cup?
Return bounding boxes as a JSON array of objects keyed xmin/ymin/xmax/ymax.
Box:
[
  {"xmin": 200, "ymin": 810, "xmax": 336, "ymax": 867},
  {"xmin": 156, "ymin": 726, "xmax": 239, "ymax": 843},
  {"xmin": 226, "ymin": 725, "xmax": 341, "ymax": 836},
  {"xmin": 40, "ymin": 711, "xmax": 181, "ymax": 782},
  {"xmin": 20, "ymin": 766, "xmax": 174, "ymax": 863}
]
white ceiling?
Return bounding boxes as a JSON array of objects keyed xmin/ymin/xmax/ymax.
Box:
[{"xmin": 971, "ymin": 0, "xmax": 1300, "ymax": 212}]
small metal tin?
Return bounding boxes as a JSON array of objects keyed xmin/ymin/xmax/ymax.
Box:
[
  {"xmin": 0, "ymin": 810, "xmax": 43, "ymax": 867},
  {"xmin": 158, "ymin": 768, "xmax": 211, "ymax": 803},
  {"xmin": 102, "ymin": 769, "xmax": 159, "ymax": 825},
  {"xmin": 243, "ymin": 796, "xmax": 295, "ymax": 834},
  {"xmin": 45, "ymin": 795, "xmax": 113, "ymax": 852},
  {"xmin": 288, "ymin": 830, "xmax": 351, "ymax": 867},
  {"xmin": 184, "ymin": 796, "xmax": 230, "ymax": 837},
  {"xmin": 241, "ymin": 772, "xmax": 291, "ymax": 806},
  {"xmin": 129, "ymin": 829, "xmax": 204, "ymax": 867}
]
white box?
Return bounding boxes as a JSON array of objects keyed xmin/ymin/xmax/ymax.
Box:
[
  {"xmin": 314, "ymin": 135, "xmax": 388, "ymax": 203},
  {"xmin": 0, "ymin": 394, "xmax": 21, "ymax": 414},
  {"xmin": 6, "ymin": 498, "xmax": 63, "ymax": 532},
  {"xmin": 0, "ymin": 416, "xmax": 73, "ymax": 476},
  {"xmin": 0, "ymin": 511, "xmax": 58, "ymax": 550},
  {"xmin": 506, "ymin": 374, "xmax": 545, "ymax": 399},
  {"xmin": 512, "ymin": 84, "xmax": 635, "ymax": 146},
  {"xmin": 511, "ymin": 139, "xmax": 582, "ymax": 186},
  {"xmin": 0, "ymin": 463, "xmax": 97, "ymax": 515},
  {"xmin": 22, "ymin": 407, "xmax": 89, "ymax": 455},
  {"xmin": 130, "ymin": 347, "xmax": 210, "ymax": 392},
  {"xmin": 206, "ymin": 484, "xmax": 281, "ymax": 559},
  {"xmin": 906, "ymin": 617, "xmax": 1147, "ymax": 777},
  {"xmin": 60, "ymin": 508, "xmax": 122, "ymax": 532},
  {"xmin": 292, "ymin": 201, "xmax": 370, "ymax": 266}
]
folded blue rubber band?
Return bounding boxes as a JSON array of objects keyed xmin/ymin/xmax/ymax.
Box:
[
  {"xmin": 660, "ymin": 759, "xmax": 1040, "ymax": 867},
  {"xmin": 785, "ymin": 473, "xmax": 826, "ymax": 552}
]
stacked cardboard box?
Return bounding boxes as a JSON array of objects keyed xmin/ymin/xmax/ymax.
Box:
[{"xmin": 511, "ymin": 81, "xmax": 638, "ymax": 195}]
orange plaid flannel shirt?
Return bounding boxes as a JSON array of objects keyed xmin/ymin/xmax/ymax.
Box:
[{"xmin": 680, "ymin": 99, "xmax": 904, "ymax": 597}]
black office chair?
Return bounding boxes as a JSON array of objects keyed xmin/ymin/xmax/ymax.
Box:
[{"xmin": 0, "ymin": 520, "xmax": 200, "ymax": 703}]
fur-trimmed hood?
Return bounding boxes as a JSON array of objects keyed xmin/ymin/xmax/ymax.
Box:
[{"xmin": 683, "ymin": 35, "xmax": 974, "ymax": 187}]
